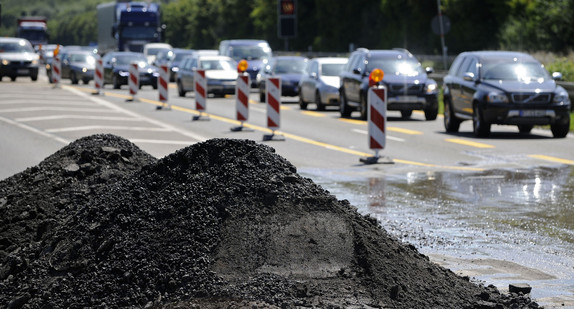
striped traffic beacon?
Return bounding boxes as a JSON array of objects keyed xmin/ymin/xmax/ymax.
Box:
[
  {"xmin": 126, "ymin": 62, "xmax": 139, "ymax": 102},
  {"xmin": 193, "ymin": 69, "xmax": 208, "ymax": 120},
  {"xmin": 157, "ymin": 63, "xmax": 170, "ymax": 110},
  {"xmin": 51, "ymin": 45, "xmax": 61, "ymax": 88},
  {"xmin": 361, "ymin": 68, "xmax": 388, "ymax": 164},
  {"xmin": 93, "ymin": 56, "xmax": 103, "ymax": 95},
  {"xmin": 263, "ymin": 77, "xmax": 284, "ymax": 141},
  {"xmin": 231, "ymin": 60, "xmax": 250, "ymax": 131}
]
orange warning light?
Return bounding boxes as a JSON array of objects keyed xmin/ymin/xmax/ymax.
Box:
[
  {"xmin": 237, "ymin": 59, "xmax": 248, "ymax": 73},
  {"xmin": 54, "ymin": 45, "xmax": 60, "ymax": 57},
  {"xmin": 369, "ymin": 68, "xmax": 384, "ymax": 87}
]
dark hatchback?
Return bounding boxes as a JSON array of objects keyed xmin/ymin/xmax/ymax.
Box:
[
  {"xmin": 101, "ymin": 51, "xmax": 158, "ymax": 89},
  {"xmin": 443, "ymin": 51, "xmax": 571, "ymax": 138},
  {"xmin": 339, "ymin": 48, "xmax": 439, "ymax": 120},
  {"xmin": 258, "ymin": 56, "xmax": 308, "ymax": 102}
]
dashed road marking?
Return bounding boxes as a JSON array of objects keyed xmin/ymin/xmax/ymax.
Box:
[
  {"xmin": 529, "ymin": 155, "xmax": 574, "ymax": 165},
  {"xmin": 445, "ymin": 138, "xmax": 495, "ymax": 149}
]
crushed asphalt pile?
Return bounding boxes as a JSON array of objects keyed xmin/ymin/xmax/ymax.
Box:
[{"xmin": 0, "ymin": 134, "xmax": 540, "ymax": 308}]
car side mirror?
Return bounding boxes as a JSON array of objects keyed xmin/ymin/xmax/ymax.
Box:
[
  {"xmin": 352, "ymin": 68, "xmax": 362, "ymax": 75},
  {"xmin": 463, "ymin": 72, "xmax": 476, "ymax": 82},
  {"xmin": 310, "ymin": 72, "xmax": 318, "ymax": 79},
  {"xmin": 552, "ymin": 72, "xmax": 563, "ymax": 81},
  {"xmin": 425, "ymin": 67, "xmax": 434, "ymax": 74}
]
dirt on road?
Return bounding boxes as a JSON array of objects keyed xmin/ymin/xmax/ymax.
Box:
[{"xmin": 0, "ymin": 134, "xmax": 540, "ymax": 308}]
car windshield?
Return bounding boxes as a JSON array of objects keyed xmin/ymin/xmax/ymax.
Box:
[
  {"xmin": 366, "ymin": 58, "xmax": 423, "ymax": 76},
  {"xmin": 0, "ymin": 41, "xmax": 35, "ymax": 53},
  {"xmin": 481, "ymin": 61, "xmax": 550, "ymax": 82},
  {"xmin": 200, "ymin": 59, "xmax": 234, "ymax": 70},
  {"xmin": 115, "ymin": 54, "xmax": 147, "ymax": 66},
  {"xmin": 174, "ymin": 52, "xmax": 194, "ymax": 62},
  {"xmin": 121, "ymin": 27, "xmax": 159, "ymax": 40},
  {"xmin": 273, "ymin": 59, "xmax": 307, "ymax": 74},
  {"xmin": 229, "ymin": 45, "xmax": 271, "ymax": 61},
  {"xmin": 321, "ymin": 63, "xmax": 345, "ymax": 76},
  {"xmin": 147, "ymin": 48, "xmax": 169, "ymax": 56},
  {"xmin": 71, "ymin": 54, "xmax": 95, "ymax": 65}
]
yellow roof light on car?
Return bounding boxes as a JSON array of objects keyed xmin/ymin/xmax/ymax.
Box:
[
  {"xmin": 369, "ymin": 68, "xmax": 384, "ymax": 87},
  {"xmin": 237, "ymin": 59, "xmax": 248, "ymax": 73}
]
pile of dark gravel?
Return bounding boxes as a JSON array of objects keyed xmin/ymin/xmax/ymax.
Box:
[{"xmin": 0, "ymin": 134, "xmax": 540, "ymax": 308}]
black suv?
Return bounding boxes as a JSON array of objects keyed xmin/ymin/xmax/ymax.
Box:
[
  {"xmin": 443, "ymin": 51, "xmax": 571, "ymax": 138},
  {"xmin": 339, "ymin": 48, "xmax": 438, "ymax": 120}
]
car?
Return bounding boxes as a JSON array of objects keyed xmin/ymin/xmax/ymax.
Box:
[
  {"xmin": 155, "ymin": 48, "xmax": 196, "ymax": 82},
  {"xmin": 258, "ymin": 56, "xmax": 308, "ymax": 102},
  {"xmin": 38, "ymin": 44, "xmax": 61, "ymax": 83},
  {"xmin": 298, "ymin": 57, "xmax": 347, "ymax": 110},
  {"xmin": 176, "ymin": 54, "xmax": 238, "ymax": 97},
  {"xmin": 60, "ymin": 50, "xmax": 96, "ymax": 84},
  {"xmin": 101, "ymin": 51, "xmax": 159, "ymax": 89},
  {"xmin": 219, "ymin": 39, "xmax": 272, "ymax": 87},
  {"xmin": 339, "ymin": 48, "xmax": 439, "ymax": 120},
  {"xmin": 143, "ymin": 43, "xmax": 173, "ymax": 65},
  {"xmin": 443, "ymin": 51, "xmax": 571, "ymax": 138},
  {"xmin": 0, "ymin": 37, "xmax": 40, "ymax": 82}
]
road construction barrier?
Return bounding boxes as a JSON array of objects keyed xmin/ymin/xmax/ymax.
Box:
[
  {"xmin": 233, "ymin": 74, "xmax": 250, "ymax": 129},
  {"xmin": 157, "ymin": 64, "xmax": 170, "ymax": 109},
  {"xmin": 93, "ymin": 57, "xmax": 103, "ymax": 95},
  {"xmin": 263, "ymin": 77, "xmax": 284, "ymax": 141},
  {"xmin": 127, "ymin": 62, "xmax": 139, "ymax": 101},
  {"xmin": 51, "ymin": 54, "xmax": 61, "ymax": 87},
  {"xmin": 193, "ymin": 69, "xmax": 208, "ymax": 120},
  {"xmin": 360, "ymin": 86, "xmax": 388, "ymax": 164}
]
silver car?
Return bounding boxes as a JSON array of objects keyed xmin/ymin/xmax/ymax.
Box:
[
  {"xmin": 298, "ymin": 57, "xmax": 347, "ymax": 110},
  {"xmin": 177, "ymin": 55, "xmax": 238, "ymax": 97},
  {"xmin": 0, "ymin": 37, "xmax": 40, "ymax": 82}
]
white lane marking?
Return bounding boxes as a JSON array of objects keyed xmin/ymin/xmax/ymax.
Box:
[
  {"xmin": 64, "ymin": 86, "xmax": 208, "ymax": 141},
  {"xmin": 46, "ymin": 126, "xmax": 172, "ymax": 133},
  {"xmin": 129, "ymin": 139, "xmax": 196, "ymax": 145},
  {"xmin": 0, "ymin": 100, "xmax": 90, "ymax": 106},
  {"xmin": 16, "ymin": 115, "xmax": 141, "ymax": 122},
  {"xmin": 0, "ymin": 107, "xmax": 117, "ymax": 113},
  {"xmin": 0, "ymin": 115, "xmax": 69, "ymax": 144},
  {"xmin": 352, "ymin": 128, "xmax": 405, "ymax": 142}
]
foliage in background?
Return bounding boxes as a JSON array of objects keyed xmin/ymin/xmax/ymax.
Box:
[{"xmin": 2, "ymin": 0, "xmax": 574, "ymax": 67}]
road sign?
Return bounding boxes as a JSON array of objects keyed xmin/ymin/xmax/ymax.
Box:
[{"xmin": 278, "ymin": 0, "xmax": 297, "ymax": 38}]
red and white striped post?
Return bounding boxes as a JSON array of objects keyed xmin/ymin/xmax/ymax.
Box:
[
  {"xmin": 361, "ymin": 69, "xmax": 389, "ymax": 164},
  {"xmin": 51, "ymin": 54, "xmax": 61, "ymax": 88},
  {"xmin": 156, "ymin": 63, "xmax": 170, "ymax": 110},
  {"xmin": 231, "ymin": 60, "xmax": 251, "ymax": 131},
  {"xmin": 93, "ymin": 57, "xmax": 103, "ymax": 95},
  {"xmin": 126, "ymin": 62, "xmax": 139, "ymax": 102},
  {"xmin": 192, "ymin": 69, "xmax": 208, "ymax": 120},
  {"xmin": 263, "ymin": 77, "xmax": 284, "ymax": 141}
]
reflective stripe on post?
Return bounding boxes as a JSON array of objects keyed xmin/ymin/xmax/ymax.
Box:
[{"xmin": 368, "ymin": 86, "xmax": 387, "ymax": 150}]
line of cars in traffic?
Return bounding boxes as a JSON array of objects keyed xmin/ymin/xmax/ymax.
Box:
[{"xmin": 1, "ymin": 36, "xmax": 570, "ymax": 138}]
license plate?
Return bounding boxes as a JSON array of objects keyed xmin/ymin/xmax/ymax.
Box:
[
  {"xmin": 17, "ymin": 69, "xmax": 29, "ymax": 74},
  {"xmin": 520, "ymin": 110, "xmax": 546, "ymax": 117},
  {"xmin": 395, "ymin": 96, "xmax": 418, "ymax": 102}
]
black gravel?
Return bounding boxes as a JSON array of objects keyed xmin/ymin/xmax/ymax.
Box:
[{"xmin": 0, "ymin": 134, "xmax": 541, "ymax": 308}]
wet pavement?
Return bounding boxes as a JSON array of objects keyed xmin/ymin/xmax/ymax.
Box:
[{"xmin": 302, "ymin": 165, "xmax": 574, "ymax": 308}]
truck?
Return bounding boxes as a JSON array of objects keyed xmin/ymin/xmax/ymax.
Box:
[
  {"xmin": 16, "ymin": 16, "xmax": 49, "ymax": 47},
  {"xmin": 97, "ymin": 1, "xmax": 163, "ymax": 54}
]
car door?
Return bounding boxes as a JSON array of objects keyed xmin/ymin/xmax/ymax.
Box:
[
  {"xmin": 459, "ymin": 57, "xmax": 479, "ymax": 117},
  {"xmin": 450, "ymin": 56, "xmax": 470, "ymax": 115},
  {"xmin": 300, "ymin": 60, "xmax": 318, "ymax": 101},
  {"xmin": 347, "ymin": 54, "xmax": 365, "ymax": 103},
  {"xmin": 340, "ymin": 53, "xmax": 359, "ymax": 101}
]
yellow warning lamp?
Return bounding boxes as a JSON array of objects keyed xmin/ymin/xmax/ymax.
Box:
[
  {"xmin": 237, "ymin": 59, "xmax": 248, "ymax": 73},
  {"xmin": 54, "ymin": 45, "xmax": 60, "ymax": 57},
  {"xmin": 369, "ymin": 68, "xmax": 384, "ymax": 87}
]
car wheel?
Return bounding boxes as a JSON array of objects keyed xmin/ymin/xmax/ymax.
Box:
[
  {"xmin": 113, "ymin": 75, "xmax": 121, "ymax": 89},
  {"xmin": 424, "ymin": 101, "xmax": 438, "ymax": 121},
  {"xmin": 71, "ymin": 72, "xmax": 79, "ymax": 84},
  {"xmin": 443, "ymin": 97, "xmax": 461, "ymax": 132},
  {"xmin": 315, "ymin": 91, "xmax": 325, "ymax": 111},
  {"xmin": 259, "ymin": 90, "xmax": 266, "ymax": 103},
  {"xmin": 83, "ymin": 79, "xmax": 89, "ymax": 85},
  {"xmin": 339, "ymin": 90, "xmax": 351, "ymax": 118},
  {"xmin": 359, "ymin": 93, "xmax": 368, "ymax": 120},
  {"xmin": 10, "ymin": 75, "xmax": 16, "ymax": 82},
  {"xmin": 299, "ymin": 94, "xmax": 308, "ymax": 110},
  {"xmin": 401, "ymin": 110, "xmax": 413, "ymax": 119},
  {"xmin": 551, "ymin": 118, "xmax": 570, "ymax": 138},
  {"xmin": 473, "ymin": 103, "xmax": 491, "ymax": 137},
  {"xmin": 31, "ymin": 73, "xmax": 38, "ymax": 82},
  {"xmin": 177, "ymin": 80, "xmax": 186, "ymax": 97},
  {"xmin": 152, "ymin": 82, "xmax": 158, "ymax": 90},
  {"xmin": 518, "ymin": 125, "xmax": 533, "ymax": 134}
]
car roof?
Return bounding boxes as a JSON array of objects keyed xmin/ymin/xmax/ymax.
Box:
[
  {"xmin": 458, "ymin": 51, "xmax": 537, "ymax": 62},
  {"xmin": 312, "ymin": 57, "xmax": 348, "ymax": 64},
  {"xmin": 0, "ymin": 37, "xmax": 32, "ymax": 45},
  {"xmin": 272, "ymin": 56, "xmax": 307, "ymax": 61},
  {"xmin": 223, "ymin": 39, "xmax": 269, "ymax": 45},
  {"xmin": 197, "ymin": 55, "xmax": 233, "ymax": 61}
]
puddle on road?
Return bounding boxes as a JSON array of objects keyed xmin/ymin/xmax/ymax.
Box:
[{"xmin": 301, "ymin": 165, "xmax": 574, "ymax": 308}]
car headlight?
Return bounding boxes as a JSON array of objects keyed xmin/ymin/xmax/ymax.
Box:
[
  {"xmin": 1, "ymin": 59, "xmax": 9, "ymax": 66},
  {"xmin": 32, "ymin": 59, "xmax": 39, "ymax": 65},
  {"xmin": 425, "ymin": 80, "xmax": 438, "ymax": 94},
  {"xmin": 486, "ymin": 92, "xmax": 508, "ymax": 103},
  {"xmin": 119, "ymin": 70, "xmax": 129, "ymax": 77},
  {"xmin": 553, "ymin": 91, "xmax": 569, "ymax": 103}
]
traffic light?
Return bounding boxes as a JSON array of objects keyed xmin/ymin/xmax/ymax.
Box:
[{"xmin": 278, "ymin": 0, "xmax": 296, "ymax": 38}]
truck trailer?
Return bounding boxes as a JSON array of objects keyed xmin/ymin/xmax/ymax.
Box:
[
  {"xmin": 97, "ymin": 1, "xmax": 163, "ymax": 54},
  {"xmin": 17, "ymin": 16, "xmax": 49, "ymax": 47}
]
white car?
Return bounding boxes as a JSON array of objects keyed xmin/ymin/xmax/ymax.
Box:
[
  {"xmin": 143, "ymin": 43, "xmax": 173, "ymax": 65},
  {"xmin": 298, "ymin": 57, "xmax": 347, "ymax": 110},
  {"xmin": 0, "ymin": 37, "xmax": 40, "ymax": 82},
  {"xmin": 177, "ymin": 55, "xmax": 238, "ymax": 97}
]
